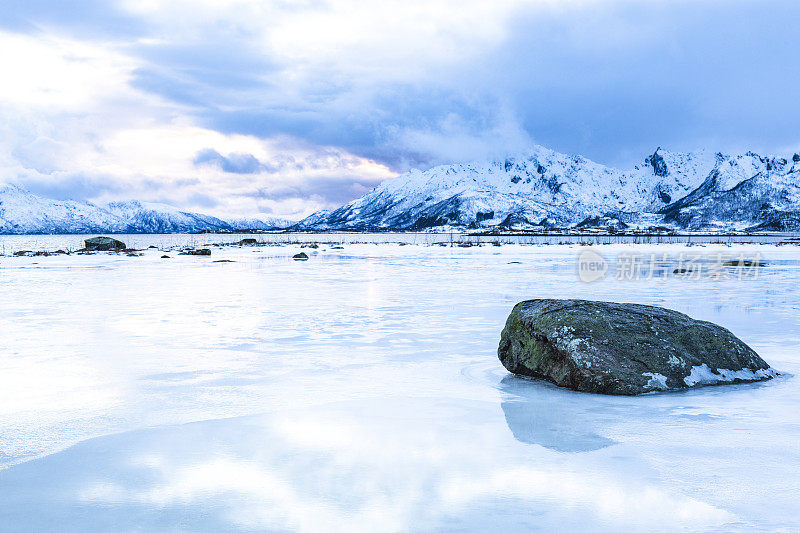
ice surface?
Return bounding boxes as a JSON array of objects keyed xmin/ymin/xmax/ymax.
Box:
[{"xmin": 1, "ymin": 238, "xmax": 799, "ymax": 531}]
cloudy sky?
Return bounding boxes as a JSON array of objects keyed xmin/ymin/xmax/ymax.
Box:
[{"xmin": 1, "ymin": 0, "xmax": 799, "ymax": 219}]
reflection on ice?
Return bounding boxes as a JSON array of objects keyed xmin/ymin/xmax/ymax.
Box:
[
  {"xmin": 0, "ymin": 399, "xmax": 735, "ymax": 533},
  {"xmin": 500, "ymin": 375, "xmax": 616, "ymax": 452}
]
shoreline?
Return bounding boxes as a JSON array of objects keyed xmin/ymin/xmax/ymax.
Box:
[{"xmin": 1, "ymin": 231, "xmax": 800, "ymax": 256}]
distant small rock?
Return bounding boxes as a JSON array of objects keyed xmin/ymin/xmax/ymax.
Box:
[
  {"xmin": 179, "ymin": 249, "xmax": 212, "ymax": 256},
  {"xmin": 498, "ymin": 299, "xmax": 776, "ymax": 395},
  {"xmin": 238, "ymin": 238, "xmax": 258, "ymax": 245},
  {"xmin": 293, "ymin": 252, "xmax": 309, "ymax": 261},
  {"xmin": 85, "ymin": 236, "xmax": 126, "ymax": 251},
  {"xmin": 161, "ymin": 255, "xmax": 171, "ymax": 259},
  {"xmin": 723, "ymin": 259, "xmax": 766, "ymax": 267},
  {"xmin": 301, "ymin": 243, "xmax": 319, "ymax": 249},
  {"xmin": 213, "ymin": 259, "xmax": 235, "ymax": 263},
  {"xmin": 13, "ymin": 250, "xmax": 33, "ymax": 257}
]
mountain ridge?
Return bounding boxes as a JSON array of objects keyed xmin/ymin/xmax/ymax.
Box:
[
  {"xmin": 0, "ymin": 185, "xmax": 290, "ymax": 234},
  {"xmin": 297, "ymin": 146, "xmax": 800, "ymax": 232}
]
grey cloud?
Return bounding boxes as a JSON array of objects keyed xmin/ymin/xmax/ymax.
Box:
[
  {"xmin": 246, "ymin": 175, "xmax": 384, "ymax": 207},
  {"xmin": 194, "ymin": 149, "xmax": 267, "ymax": 174},
  {"xmin": 192, "ymin": 148, "xmax": 370, "ymax": 177},
  {"xmin": 20, "ymin": 172, "xmax": 128, "ymax": 202},
  {"xmin": 165, "ymin": 1, "xmax": 800, "ymax": 169}
]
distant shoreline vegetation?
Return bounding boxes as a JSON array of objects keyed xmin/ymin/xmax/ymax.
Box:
[{"xmin": 2, "ymin": 229, "xmax": 799, "ymax": 239}]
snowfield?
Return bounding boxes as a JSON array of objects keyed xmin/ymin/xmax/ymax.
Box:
[{"xmin": 1, "ymin": 237, "xmax": 799, "ymax": 532}]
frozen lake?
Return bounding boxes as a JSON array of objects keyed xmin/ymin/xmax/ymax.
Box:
[{"xmin": 1, "ymin": 237, "xmax": 799, "ymax": 531}]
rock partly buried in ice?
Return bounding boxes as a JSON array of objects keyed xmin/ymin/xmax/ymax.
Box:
[
  {"xmin": 84, "ymin": 236, "xmax": 126, "ymax": 251},
  {"xmin": 498, "ymin": 299, "xmax": 776, "ymax": 395}
]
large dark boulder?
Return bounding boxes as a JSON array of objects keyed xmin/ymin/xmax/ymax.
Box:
[
  {"xmin": 84, "ymin": 237, "xmax": 126, "ymax": 251},
  {"xmin": 498, "ymin": 299, "xmax": 776, "ymax": 395}
]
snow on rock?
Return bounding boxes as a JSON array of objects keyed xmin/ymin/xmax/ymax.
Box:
[
  {"xmin": 643, "ymin": 372, "xmax": 669, "ymax": 391},
  {"xmin": 683, "ymin": 364, "xmax": 779, "ymax": 387}
]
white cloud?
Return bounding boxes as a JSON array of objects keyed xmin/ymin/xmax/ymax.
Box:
[
  {"xmin": 0, "ymin": 31, "xmax": 137, "ymax": 109},
  {"xmin": 0, "ymin": 28, "xmax": 394, "ymax": 219}
]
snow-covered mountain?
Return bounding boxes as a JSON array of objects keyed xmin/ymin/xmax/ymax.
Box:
[
  {"xmin": 298, "ymin": 146, "xmax": 800, "ymax": 231},
  {"xmin": 225, "ymin": 216, "xmax": 293, "ymax": 231},
  {"xmin": 105, "ymin": 200, "xmax": 232, "ymax": 233},
  {"xmin": 0, "ymin": 185, "xmax": 129, "ymax": 234},
  {"xmin": 0, "ymin": 185, "xmax": 289, "ymax": 234},
  {"xmin": 3, "ymin": 145, "xmax": 799, "ymax": 234}
]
